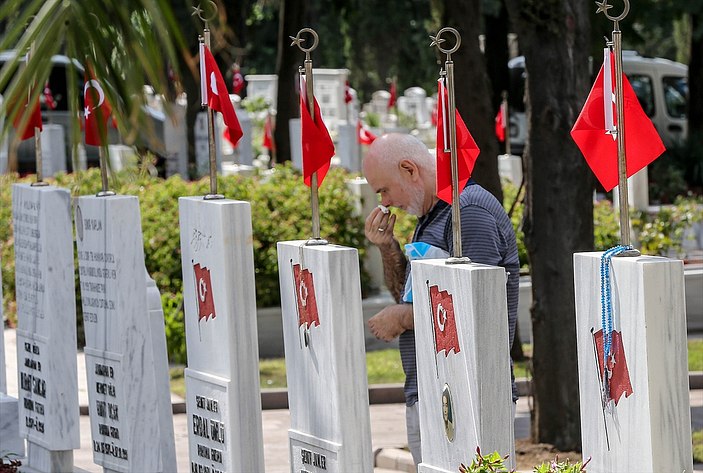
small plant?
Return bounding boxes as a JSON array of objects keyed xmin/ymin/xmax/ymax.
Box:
[
  {"xmin": 632, "ymin": 194, "xmax": 703, "ymax": 258},
  {"xmin": 532, "ymin": 455, "xmax": 590, "ymax": 473},
  {"xmin": 459, "ymin": 447, "xmax": 513, "ymax": 473}
]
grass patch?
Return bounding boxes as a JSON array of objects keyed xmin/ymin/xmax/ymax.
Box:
[
  {"xmin": 690, "ymin": 340, "xmax": 703, "ymax": 372},
  {"xmin": 694, "ymin": 430, "xmax": 703, "ymax": 464}
]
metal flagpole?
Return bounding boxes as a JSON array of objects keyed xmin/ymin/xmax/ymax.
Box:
[
  {"xmin": 431, "ymin": 27, "xmax": 470, "ymax": 264},
  {"xmin": 502, "ymin": 91, "xmax": 511, "ymax": 156},
  {"xmin": 597, "ymin": 0, "xmax": 639, "ymax": 256},
  {"xmin": 27, "ymin": 44, "xmax": 47, "ymax": 187},
  {"xmin": 291, "ymin": 28, "xmax": 327, "ymax": 245}
]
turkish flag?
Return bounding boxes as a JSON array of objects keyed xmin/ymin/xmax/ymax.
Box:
[
  {"xmin": 388, "ymin": 79, "xmax": 397, "ymax": 108},
  {"xmin": 495, "ymin": 104, "xmax": 506, "ymax": 142},
  {"xmin": 357, "ymin": 119, "xmax": 377, "ymax": 145},
  {"xmin": 593, "ymin": 329, "xmax": 633, "ymax": 405},
  {"xmin": 429, "ymin": 285, "xmax": 460, "ymax": 356},
  {"xmin": 571, "ymin": 53, "xmax": 665, "ymax": 191},
  {"xmin": 193, "ymin": 263, "xmax": 216, "ymax": 322},
  {"xmin": 84, "ymin": 68, "xmax": 115, "ymax": 146},
  {"xmin": 202, "ymin": 45, "xmax": 243, "ymax": 147},
  {"xmin": 344, "ymin": 80, "xmax": 353, "ymax": 104},
  {"xmin": 300, "ymin": 77, "xmax": 335, "ymax": 187},
  {"xmin": 262, "ymin": 114, "xmax": 275, "ymax": 151},
  {"xmin": 12, "ymin": 91, "xmax": 42, "ymax": 141},
  {"xmin": 436, "ymin": 79, "xmax": 480, "ymax": 204},
  {"xmin": 43, "ymin": 81, "xmax": 57, "ymax": 110},
  {"xmin": 293, "ymin": 264, "xmax": 320, "ymax": 329},
  {"xmin": 232, "ymin": 70, "xmax": 245, "ymax": 96}
]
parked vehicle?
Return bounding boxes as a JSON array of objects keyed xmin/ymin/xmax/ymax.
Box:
[{"xmin": 507, "ymin": 51, "xmax": 689, "ymax": 155}]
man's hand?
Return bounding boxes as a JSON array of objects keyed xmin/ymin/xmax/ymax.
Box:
[
  {"xmin": 367, "ymin": 304, "xmax": 414, "ymax": 342},
  {"xmin": 365, "ymin": 206, "xmax": 397, "ymax": 248}
]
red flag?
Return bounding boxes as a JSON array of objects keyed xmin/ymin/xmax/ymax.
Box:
[
  {"xmin": 84, "ymin": 68, "xmax": 115, "ymax": 146},
  {"xmin": 571, "ymin": 54, "xmax": 665, "ymax": 191},
  {"xmin": 262, "ymin": 114, "xmax": 275, "ymax": 151},
  {"xmin": 43, "ymin": 81, "xmax": 57, "ymax": 110},
  {"xmin": 202, "ymin": 46, "xmax": 243, "ymax": 147},
  {"xmin": 193, "ymin": 263, "xmax": 216, "ymax": 322},
  {"xmin": 387, "ymin": 79, "xmax": 397, "ymax": 108},
  {"xmin": 293, "ymin": 264, "xmax": 320, "ymax": 329},
  {"xmin": 494, "ymin": 104, "xmax": 506, "ymax": 142},
  {"xmin": 300, "ymin": 77, "xmax": 335, "ymax": 187},
  {"xmin": 344, "ymin": 80, "xmax": 353, "ymax": 104},
  {"xmin": 429, "ymin": 285, "xmax": 460, "ymax": 356},
  {"xmin": 357, "ymin": 120, "xmax": 377, "ymax": 145},
  {"xmin": 594, "ymin": 329, "xmax": 633, "ymax": 405},
  {"xmin": 436, "ymin": 79, "xmax": 480, "ymax": 204},
  {"xmin": 12, "ymin": 92, "xmax": 42, "ymax": 141},
  {"xmin": 232, "ymin": 66, "xmax": 245, "ymax": 96}
]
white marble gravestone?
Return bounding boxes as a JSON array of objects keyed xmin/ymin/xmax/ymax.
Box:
[
  {"xmin": 179, "ymin": 197, "xmax": 265, "ymax": 473},
  {"xmin": 278, "ymin": 241, "xmax": 373, "ymax": 472},
  {"xmin": 195, "ymin": 112, "xmax": 223, "ymax": 178},
  {"xmin": 397, "ymin": 87, "xmax": 429, "ymax": 127},
  {"xmin": 163, "ymin": 101, "xmax": 189, "ymax": 178},
  {"xmin": 289, "ymin": 118, "xmax": 303, "ymax": 172},
  {"xmin": 75, "ymin": 195, "xmax": 175, "ymax": 473},
  {"xmin": 574, "ymin": 253, "xmax": 693, "ymax": 473},
  {"xmin": 219, "ymin": 100, "xmax": 253, "ymax": 166},
  {"xmin": 497, "ymin": 154, "xmax": 522, "ymax": 185},
  {"xmin": 335, "ymin": 123, "xmax": 360, "ymax": 172},
  {"xmin": 411, "ymin": 260, "xmax": 515, "ymax": 473},
  {"xmin": 12, "ymin": 184, "xmax": 79, "ymax": 472},
  {"xmin": 245, "ymin": 74, "xmax": 278, "ymax": 106},
  {"xmin": 1, "ymin": 253, "xmax": 25, "ymax": 459},
  {"xmin": 38, "ymin": 125, "xmax": 67, "ymax": 177}
]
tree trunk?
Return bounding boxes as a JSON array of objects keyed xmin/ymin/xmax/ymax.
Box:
[
  {"xmin": 688, "ymin": 12, "xmax": 702, "ymax": 137},
  {"xmin": 443, "ymin": 0, "xmax": 503, "ymax": 202},
  {"xmin": 274, "ymin": 0, "xmax": 308, "ymax": 163},
  {"xmin": 505, "ymin": 0, "xmax": 594, "ymax": 451}
]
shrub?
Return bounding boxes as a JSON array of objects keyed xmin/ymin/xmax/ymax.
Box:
[{"xmin": 632, "ymin": 194, "xmax": 703, "ymax": 257}]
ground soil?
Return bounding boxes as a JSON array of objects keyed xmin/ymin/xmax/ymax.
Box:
[{"xmin": 514, "ymin": 438, "xmax": 584, "ymax": 471}]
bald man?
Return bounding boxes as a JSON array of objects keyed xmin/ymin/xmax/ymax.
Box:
[{"xmin": 363, "ymin": 133, "xmax": 519, "ymax": 465}]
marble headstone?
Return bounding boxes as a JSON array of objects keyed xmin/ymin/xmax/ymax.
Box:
[
  {"xmin": 38, "ymin": 125, "xmax": 67, "ymax": 177},
  {"xmin": 219, "ymin": 100, "xmax": 253, "ymax": 166},
  {"xmin": 12, "ymin": 184, "xmax": 79, "ymax": 471},
  {"xmin": 278, "ymin": 241, "xmax": 373, "ymax": 472},
  {"xmin": 1, "ymin": 253, "xmax": 25, "ymax": 459},
  {"xmin": 75, "ymin": 195, "xmax": 176, "ymax": 473},
  {"xmin": 335, "ymin": 123, "xmax": 360, "ymax": 173},
  {"xmin": 179, "ymin": 197, "xmax": 265, "ymax": 473},
  {"xmin": 163, "ymin": 101, "xmax": 189, "ymax": 178},
  {"xmin": 497, "ymin": 154, "xmax": 522, "ymax": 185},
  {"xmin": 195, "ymin": 112, "xmax": 223, "ymax": 178},
  {"xmin": 411, "ymin": 260, "xmax": 515, "ymax": 472},
  {"xmin": 289, "ymin": 118, "xmax": 302, "ymax": 172},
  {"xmin": 574, "ymin": 253, "xmax": 692, "ymax": 473}
]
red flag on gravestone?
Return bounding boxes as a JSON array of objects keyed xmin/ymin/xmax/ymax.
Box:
[
  {"xmin": 387, "ymin": 79, "xmax": 397, "ymax": 108},
  {"xmin": 262, "ymin": 114, "xmax": 275, "ymax": 151},
  {"xmin": 300, "ymin": 77, "xmax": 335, "ymax": 187},
  {"xmin": 84, "ymin": 69, "xmax": 115, "ymax": 146},
  {"xmin": 12, "ymin": 91, "xmax": 42, "ymax": 141},
  {"xmin": 43, "ymin": 81, "xmax": 57, "ymax": 110},
  {"xmin": 202, "ymin": 45, "xmax": 243, "ymax": 148},
  {"xmin": 593, "ymin": 329, "xmax": 633, "ymax": 405},
  {"xmin": 571, "ymin": 53, "xmax": 665, "ymax": 191},
  {"xmin": 357, "ymin": 119, "xmax": 377, "ymax": 145},
  {"xmin": 436, "ymin": 79, "xmax": 480, "ymax": 204},
  {"xmin": 344, "ymin": 80, "xmax": 353, "ymax": 104},
  {"xmin": 429, "ymin": 285, "xmax": 460, "ymax": 356},
  {"xmin": 293, "ymin": 264, "xmax": 320, "ymax": 329},
  {"xmin": 494, "ymin": 103, "xmax": 506, "ymax": 142},
  {"xmin": 193, "ymin": 263, "xmax": 216, "ymax": 322},
  {"xmin": 232, "ymin": 65, "xmax": 245, "ymax": 96}
]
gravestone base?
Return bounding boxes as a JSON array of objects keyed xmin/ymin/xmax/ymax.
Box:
[
  {"xmin": 0, "ymin": 393, "xmax": 24, "ymax": 457},
  {"xmin": 574, "ymin": 253, "xmax": 693, "ymax": 473},
  {"xmin": 20, "ymin": 445, "xmax": 72, "ymax": 473}
]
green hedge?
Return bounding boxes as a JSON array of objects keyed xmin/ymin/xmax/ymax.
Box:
[{"xmin": 1, "ymin": 165, "xmax": 367, "ymax": 363}]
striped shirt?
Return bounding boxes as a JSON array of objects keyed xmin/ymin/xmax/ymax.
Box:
[{"xmin": 400, "ymin": 180, "xmax": 520, "ymax": 405}]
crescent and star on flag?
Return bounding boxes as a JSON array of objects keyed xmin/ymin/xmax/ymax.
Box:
[{"xmin": 83, "ymin": 79, "xmax": 105, "ymax": 119}]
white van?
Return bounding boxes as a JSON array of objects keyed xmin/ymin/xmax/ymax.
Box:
[{"xmin": 507, "ymin": 51, "xmax": 689, "ymax": 154}]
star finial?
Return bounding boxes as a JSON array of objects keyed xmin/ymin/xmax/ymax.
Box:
[
  {"xmin": 429, "ymin": 35, "xmax": 445, "ymax": 49},
  {"xmin": 595, "ymin": 0, "xmax": 613, "ymax": 15},
  {"xmin": 191, "ymin": 4, "xmax": 203, "ymax": 19},
  {"xmin": 290, "ymin": 35, "xmax": 304, "ymax": 48}
]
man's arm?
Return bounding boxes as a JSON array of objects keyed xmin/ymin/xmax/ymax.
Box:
[
  {"xmin": 365, "ymin": 207, "xmax": 407, "ymax": 303},
  {"xmin": 367, "ymin": 303, "xmax": 414, "ymax": 342}
]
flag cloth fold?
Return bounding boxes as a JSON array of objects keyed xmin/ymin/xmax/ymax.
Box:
[
  {"xmin": 262, "ymin": 114, "xmax": 275, "ymax": 151},
  {"xmin": 570, "ymin": 53, "xmax": 665, "ymax": 191},
  {"xmin": 357, "ymin": 119, "xmax": 377, "ymax": 145},
  {"xmin": 202, "ymin": 46, "xmax": 243, "ymax": 147},
  {"xmin": 84, "ymin": 69, "xmax": 114, "ymax": 146},
  {"xmin": 300, "ymin": 78, "xmax": 335, "ymax": 187},
  {"xmin": 429, "ymin": 285, "xmax": 460, "ymax": 356},
  {"xmin": 12, "ymin": 91, "xmax": 42, "ymax": 141},
  {"xmin": 494, "ymin": 104, "xmax": 506, "ymax": 142},
  {"xmin": 436, "ymin": 79, "xmax": 480, "ymax": 204}
]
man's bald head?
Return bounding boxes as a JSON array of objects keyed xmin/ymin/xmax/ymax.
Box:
[{"xmin": 363, "ymin": 133, "xmax": 434, "ymax": 176}]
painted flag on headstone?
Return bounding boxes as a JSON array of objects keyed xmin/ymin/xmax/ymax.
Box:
[
  {"xmin": 84, "ymin": 67, "xmax": 115, "ymax": 146},
  {"xmin": 570, "ymin": 50, "xmax": 665, "ymax": 191},
  {"xmin": 193, "ymin": 263, "xmax": 216, "ymax": 322},
  {"xmin": 43, "ymin": 81, "xmax": 57, "ymax": 110},
  {"xmin": 436, "ymin": 78, "xmax": 480, "ymax": 204},
  {"xmin": 201, "ymin": 44, "xmax": 243, "ymax": 147},
  {"xmin": 12, "ymin": 91, "xmax": 42, "ymax": 141},
  {"xmin": 429, "ymin": 285, "xmax": 460, "ymax": 356},
  {"xmin": 300, "ymin": 77, "xmax": 335, "ymax": 187},
  {"xmin": 593, "ymin": 329, "xmax": 633, "ymax": 405},
  {"xmin": 293, "ymin": 264, "xmax": 320, "ymax": 329},
  {"xmin": 387, "ymin": 79, "xmax": 397, "ymax": 108},
  {"xmin": 263, "ymin": 114, "xmax": 275, "ymax": 151},
  {"xmin": 357, "ymin": 119, "xmax": 377, "ymax": 145},
  {"xmin": 495, "ymin": 103, "xmax": 506, "ymax": 142}
]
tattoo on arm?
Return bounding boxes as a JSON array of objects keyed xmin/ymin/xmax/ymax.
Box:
[{"xmin": 379, "ymin": 240, "xmax": 407, "ymax": 303}]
